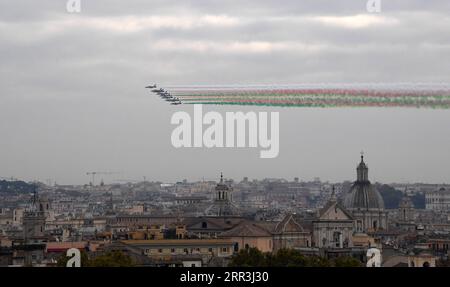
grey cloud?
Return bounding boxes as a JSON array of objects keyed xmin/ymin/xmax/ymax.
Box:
[{"xmin": 1, "ymin": 1, "xmax": 450, "ymax": 184}]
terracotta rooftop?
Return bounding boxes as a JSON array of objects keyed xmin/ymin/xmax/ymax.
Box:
[
  {"xmin": 120, "ymin": 239, "xmax": 233, "ymax": 246},
  {"xmin": 46, "ymin": 242, "xmax": 87, "ymax": 252},
  {"xmin": 219, "ymin": 221, "xmax": 273, "ymax": 237}
]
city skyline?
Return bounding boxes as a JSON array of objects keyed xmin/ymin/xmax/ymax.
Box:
[
  {"xmin": 4, "ymin": 147, "xmax": 450, "ymax": 186},
  {"xmin": 2, "ymin": 0, "xmax": 450, "ymax": 272}
]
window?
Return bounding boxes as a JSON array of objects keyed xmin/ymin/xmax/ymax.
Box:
[
  {"xmin": 222, "ymin": 247, "xmax": 228, "ymax": 252},
  {"xmin": 171, "ymin": 248, "xmax": 175, "ymax": 253},
  {"xmin": 343, "ymin": 238, "xmax": 349, "ymax": 248},
  {"xmin": 357, "ymin": 220, "xmax": 362, "ymax": 232},
  {"xmin": 158, "ymin": 249, "xmax": 163, "ymax": 253},
  {"xmin": 333, "ymin": 232, "xmax": 341, "ymax": 248},
  {"xmin": 202, "ymin": 222, "xmax": 207, "ymax": 228}
]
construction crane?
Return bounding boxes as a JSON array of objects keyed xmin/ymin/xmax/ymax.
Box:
[{"xmin": 86, "ymin": 172, "xmax": 120, "ymax": 186}]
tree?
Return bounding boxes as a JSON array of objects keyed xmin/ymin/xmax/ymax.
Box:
[
  {"xmin": 411, "ymin": 193, "xmax": 425, "ymax": 209},
  {"xmin": 267, "ymin": 248, "xmax": 309, "ymax": 267},
  {"xmin": 229, "ymin": 248, "xmax": 352, "ymax": 267},
  {"xmin": 228, "ymin": 247, "xmax": 268, "ymax": 267},
  {"xmin": 305, "ymin": 255, "xmax": 332, "ymax": 267},
  {"xmin": 332, "ymin": 256, "xmax": 363, "ymax": 267},
  {"xmin": 0, "ymin": 180, "xmax": 35, "ymax": 195},
  {"xmin": 89, "ymin": 251, "xmax": 135, "ymax": 267},
  {"xmin": 56, "ymin": 250, "xmax": 135, "ymax": 267},
  {"xmin": 376, "ymin": 184, "xmax": 403, "ymax": 209}
]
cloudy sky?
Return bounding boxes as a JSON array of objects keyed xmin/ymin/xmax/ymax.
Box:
[{"xmin": 1, "ymin": 0, "xmax": 450, "ymax": 185}]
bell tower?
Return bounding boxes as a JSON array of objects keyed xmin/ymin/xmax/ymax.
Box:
[
  {"xmin": 204, "ymin": 172, "xmax": 240, "ymax": 217},
  {"xmin": 356, "ymin": 152, "xmax": 369, "ymax": 182},
  {"xmin": 215, "ymin": 172, "xmax": 232, "ymax": 202},
  {"xmin": 399, "ymin": 188, "xmax": 415, "ymax": 222},
  {"xmin": 23, "ymin": 186, "xmax": 46, "ymax": 240}
]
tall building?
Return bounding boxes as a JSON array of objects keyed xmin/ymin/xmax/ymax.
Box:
[
  {"xmin": 23, "ymin": 190, "xmax": 46, "ymax": 241},
  {"xmin": 343, "ymin": 154, "xmax": 387, "ymax": 232},
  {"xmin": 204, "ymin": 173, "xmax": 240, "ymax": 217},
  {"xmin": 14, "ymin": 186, "xmax": 47, "ymax": 266},
  {"xmin": 425, "ymin": 187, "xmax": 450, "ymax": 211},
  {"xmin": 398, "ymin": 189, "xmax": 415, "ymax": 222}
]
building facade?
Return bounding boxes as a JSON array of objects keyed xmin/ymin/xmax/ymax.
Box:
[
  {"xmin": 425, "ymin": 188, "xmax": 450, "ymax": 211},
  {"xmin": 313, "ymin": 191, "xmax": 354, "ymax": 249}
]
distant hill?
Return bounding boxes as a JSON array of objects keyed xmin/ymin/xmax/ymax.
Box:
[
  {"xmin": 0, "ymin": 180, "xmax": 35, "ymax": 194},
  {"xmin": 375, "ymin": 183, "xmax": 425, "ymax": 209},
  {"xmin": 411, "ymin": 193, "xmax": 425, "ymax": 209}
]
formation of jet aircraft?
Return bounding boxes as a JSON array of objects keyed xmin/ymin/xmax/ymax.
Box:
[{"xmin": 146, "ymin": 84, "xmax": 181, "ymax": 105}]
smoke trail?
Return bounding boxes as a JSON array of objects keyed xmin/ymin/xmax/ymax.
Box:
[{"xmin": 155, "ymin": 83, "xmax": 450, "ymax": 108}]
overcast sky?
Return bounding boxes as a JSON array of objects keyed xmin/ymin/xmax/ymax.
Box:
[{"xmin": 1, "ymin": 1, "xmax": 450, "ymax": 185}]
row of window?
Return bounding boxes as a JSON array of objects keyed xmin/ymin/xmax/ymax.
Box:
[
  {"xmin": 426, "ymin": 198, "xmax": 450, "ymax": 203},
  {"xmin": 429, "ymin": 243, "xmax": 450, "ymax": 250},
  {"xmin": 144, "ymin": 247, "xmax": 229, "ymax": 254}
]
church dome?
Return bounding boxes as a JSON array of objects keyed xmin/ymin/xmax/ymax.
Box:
[
  {"xmin": 344, "ymin": 182, "xmax": 384, "ymax": 210},
  {"xmin": 343, "ymin": 154, "xmax": 385, "ymax": 210}
]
